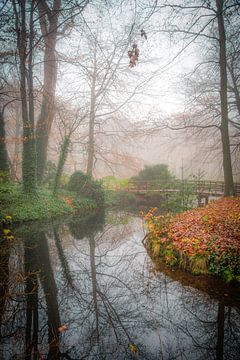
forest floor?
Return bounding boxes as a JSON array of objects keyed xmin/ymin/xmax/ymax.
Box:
[{"xmin": 143, "ymin": 197, "xmax": 240, "ymax": 283}]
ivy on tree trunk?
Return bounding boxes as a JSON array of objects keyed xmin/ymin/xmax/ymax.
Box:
[
  {"xmin": 53, "ymin": 136, "xmax": 70, "ymax": 195},
  {"xmin": 0, "ymin": 110, "xmax": 9, "ymax": 177}
]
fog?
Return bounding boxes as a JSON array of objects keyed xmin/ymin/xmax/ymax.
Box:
[{"xmin": 3, "ymin": 0, "xmax": 240, "ymax": 182}]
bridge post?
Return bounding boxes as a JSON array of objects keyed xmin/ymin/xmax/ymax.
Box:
[
  {"xmin": 198, "ymin": 194, "xmax": 202, "ymax": 207},
  {"xmin": 205, "ymin": 195, "xmax": 209, "ymax": 206}
]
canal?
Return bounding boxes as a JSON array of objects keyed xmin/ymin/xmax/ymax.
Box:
[{"xmin": 0, "ymin": 210, "xmax": 239, "ymax": 359}]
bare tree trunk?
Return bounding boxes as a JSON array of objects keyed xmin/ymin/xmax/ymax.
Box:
[
  {"xmin": 13, "ymin": 0, "xmax": 36, "ymax": 193},
  {"xmin": 0, "ymin": 109, "xmax": 9, "ymax": 177},
  {"xmin": 87, "ymin": 42, "xmax": 97, "ymax": 177},
  {"xmin": 36, "ymin": 0, "xmax": 61, "ymax": 185},
  {"xmin": 12, "ymin": 102, "xmax": 21, "ymax": 180},
  {"xmin": 216, "ymin": 0, "xmax": 234, "ymax": 196}
]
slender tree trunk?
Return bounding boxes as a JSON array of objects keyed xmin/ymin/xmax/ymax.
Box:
[
  {"xmin": 36, "ymin": 0, "xmax": 60, "ymax": 185},
  {"xmin": 0, "ymin": 110, "xmax": 9, "ymax": 177},
  {"xmin": 12, "ymin": 103, "xmax": 21, "ymax": 180},
  {"xmin": 87, "ymin": 54, "xmax": 97, "ymax": 177},
  {"xmin": 216, "ymin": 0, "xmax": 234, "ymax": 196}
]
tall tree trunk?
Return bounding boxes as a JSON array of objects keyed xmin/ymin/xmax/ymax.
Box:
[
  {"xmin": 0, "ymin": 110, "xmax": 9, "ymax": 177},
  {"xmin": 87, "ymin": 50, "xmax": 97, "ymax": 177},
  {"xmin": 14, "ymin": 0, "xmax": 36, "ymax": 193},
  {"xmin": 12, "ymin": 102, "xmax": 21, "ymax": 180},
  {"xmin": 216, "ymin": 0, "xmax": 234, "ymax": 196},
  {"xmin": 36, "ymin": 0, "xmax": 61, "ymax": 185}
]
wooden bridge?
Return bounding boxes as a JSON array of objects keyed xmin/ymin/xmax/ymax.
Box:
[{"xmin": 123, "ymin": 180, "xmax": 240, "ymax": 206}]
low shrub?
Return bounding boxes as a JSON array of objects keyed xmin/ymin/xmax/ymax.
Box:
[{"xmin": 67, "ymin": 171, "xmax": 104, "ymax": 207}]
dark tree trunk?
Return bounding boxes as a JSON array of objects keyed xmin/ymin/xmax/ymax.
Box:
[
  {"xmin": 216, "ymin": 0, "xmax": 234, "ymax": 196},
  {"xmin": 36, "ymin": 0, "xmax": 61, "ymax": 185},
  {"xmin": 0, "ymin": 110, "xmax": 9, "ymax": 177},
  {"xmin": 14, "ymin": 0, "xmax": 37, "ymax": 193},
  {"xmin": 12, "ymin": 102, "xmax": 21, "ymax": 180}
]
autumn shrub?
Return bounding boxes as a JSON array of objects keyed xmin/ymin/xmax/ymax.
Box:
[
  {"xmin": 143, "ymin": 197, "xmax": 240, "ymax": 282},
  {"xmin": 67, "ymin": 171, "xmax": 104, "ymax": 207}
]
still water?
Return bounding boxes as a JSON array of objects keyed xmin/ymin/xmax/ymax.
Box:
[{"xmin": 0, "ymin": 210, "xmax": 239, "ymax": 360}]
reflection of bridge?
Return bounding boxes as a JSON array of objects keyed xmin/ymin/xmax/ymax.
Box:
[{"xmin": 123, "ymin": 180, "xmax": 240, "ymax": 206}]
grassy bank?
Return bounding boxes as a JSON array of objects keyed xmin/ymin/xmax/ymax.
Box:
[
  {"xmin": 143, "ymin": 197, "xmax": 240, "ymax": 283},
  {"xmin": 0, "ymin": 185, "xmax": 98, "ymax": 223}
]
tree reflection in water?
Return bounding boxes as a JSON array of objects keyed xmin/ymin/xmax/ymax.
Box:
[{"xmin": 0, "ymin": 210, "xmax": 239, "ymax": 359}]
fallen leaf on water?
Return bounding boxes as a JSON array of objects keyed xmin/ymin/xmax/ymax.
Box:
[
  {"xmin": 129, "ymin": 343, "xmax": 138, "ymax": 354},
  {"xmin": 58, "ymin": 324, "xmax": 68, "ymax": 333}
]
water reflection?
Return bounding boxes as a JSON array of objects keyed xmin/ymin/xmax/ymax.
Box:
[{"xmin": 0, "ymin": 211, "xmax": 239, "ymax": 359}]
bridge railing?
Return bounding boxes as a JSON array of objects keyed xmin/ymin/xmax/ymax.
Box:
[{"xmin": 124, "ymin": 180, "xmax": 240, "ymax": 196}]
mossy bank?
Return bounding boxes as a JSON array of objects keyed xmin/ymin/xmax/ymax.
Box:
[
  {"xmin": 0, "ymin": 188, "xmax": 99, "ymax": 224},
  {"xmin": 0, "ymin": 171, "xmax": 105, "ymax": 224}
]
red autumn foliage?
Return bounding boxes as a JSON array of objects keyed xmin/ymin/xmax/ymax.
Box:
[{"xmin": 143, "ymin": 197, "xmax": 240, "ymax": 258}]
